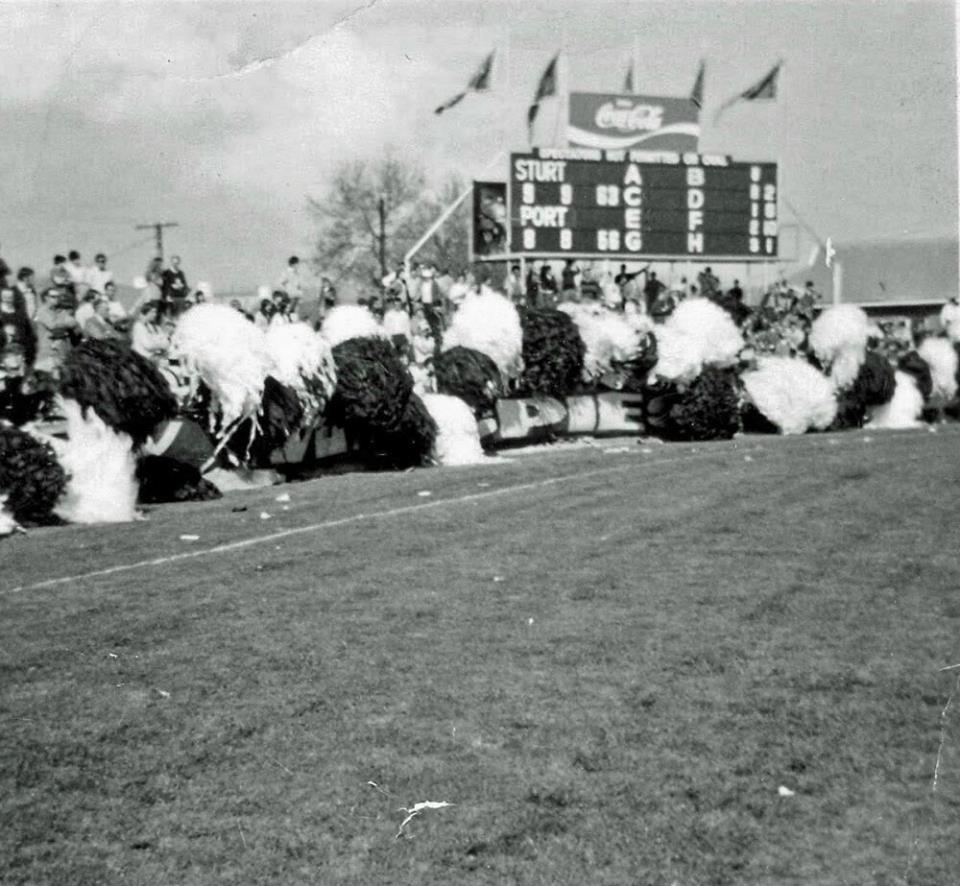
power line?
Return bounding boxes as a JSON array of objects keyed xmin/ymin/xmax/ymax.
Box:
[{"xmin": 134, "ymin": 221, "xmax": 179, "ymax": 262}]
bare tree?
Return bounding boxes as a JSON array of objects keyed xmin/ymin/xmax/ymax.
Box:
[{"xmin": 308, "ymin": 156, "xmax": 471, "ymax": 293}]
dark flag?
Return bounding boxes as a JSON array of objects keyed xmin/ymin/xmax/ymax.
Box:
[
  {"xmin": 434, "ymin": 50, "xmax": 495, "ymax": 115},
  {"xmin": 714, "ymin": 61, "xmax": 781, "ymax": 123},
  {"xmin": 527, "ymin": 53, "xmax": 559, "ymax": 136},
  {"xmin": 624, "ymin": 61, "xmax": 635, "ymax": 94},
  {"xmin": 690, "ymin": 60, "xmax": 705, "ymax": 109}
]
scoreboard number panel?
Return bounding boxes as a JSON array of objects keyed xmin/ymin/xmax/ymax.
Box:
[{"xmin": 509, "ymin": 152, "xmax": 778, "ymax": 259}]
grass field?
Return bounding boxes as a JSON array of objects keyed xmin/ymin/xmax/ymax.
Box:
[{"xmin": 2, "ymin": 429, "xmax": 960, "ymax": 885}]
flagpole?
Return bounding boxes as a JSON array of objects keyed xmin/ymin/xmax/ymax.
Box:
[
  {"xmin": 501, "ymin": 27, "xmax": 511, "ymax": 154},
  {"xmin": 633, "ymin": 35, "xmax": 641, "ymax": 95}
]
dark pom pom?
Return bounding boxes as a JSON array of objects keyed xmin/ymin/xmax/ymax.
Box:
[
  {"xmin": 656, "ymin": 367, "xmax": 741, "ymax": 441},
  {"xmin": 59, "ymin": 339, "xmax": 177, "ymax": 446},
  {"xmin": 620, "ymin": 331, "xmax": 659, "ymax": 393},
  {"xmin": 434, "ymin": 346, "xmax": 503, "ymax": 417},
  {"xmin": 226, "ymin": 376, "xmax": 305, "ymax": 466},
  {"xmin": 136, "ymin": 455, "xmax": 222, "ymax": 504},
  {"xmin": 369, "ymin": 393, "xmax": 437, "ymax": 469},
  {"xmin": 898, "ymin": 350, "xmax": 933, "ymax": 401},
  {"xmin": 832, "ymin": 350, "xmax": 897, "ymax": 429},
  {"xmin": 0, "ymin": 426, "xmax": 67, "ymax": 524},
  {"xmin": 327, "ymin": 337, "xmax": 414, "ymax": 436},
  {"xmin": 516, "ymin": 308, "xmax": 585, "ymax": 397}
]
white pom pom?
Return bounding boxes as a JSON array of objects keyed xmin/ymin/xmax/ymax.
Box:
[
  {"xmin": 917, "ymin": 337, "xmax": 958, "ymax": 402},
  {"xmin": 743, "ymin": 357, "xmax": 837, "ymax": 434},
  {"xmin": 322, "ymin": 304, "xmax": 386, "ymax": 347},
  {"xmin": 422, "ymin": 393, "xmax": 487, "ymax": 465},
  {"xmin": 443, "ymin": 286, "xmax": 523, "ymax": 380},
  {"xmin": 56, "ymin": 400, "xmax": 139, "ymax": 524},
  {"xmin": 809, "ymin": 304, "xmax": 871, "ymax": 389},
  {"xmin": 172, "ymin": 304, "xmax": 274, "ymax": 427},
  {"xmin": 867, "ymin": 371, "xmax": 924, "ymax": 428}
]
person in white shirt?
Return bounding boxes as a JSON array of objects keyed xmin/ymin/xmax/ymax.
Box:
[
  {"xmin": 102, "ymin": 281, "xmax": 127, "ymax": 321},
  {"xmin": 14, "ymin": 267, "xmax": 38, "ymax": 320},
  {"xmin": 131, "ymin": 301, "xmax": 170, "ymax": 363},
  {"xmin": 940, "ymin": 296, "xmax": 960, "ymax": 342},
  {"xmin": 279, "ymin": 256, "xmax": 304, "ymax": 300},
  {"xmin": 86, "ymin": 253, "xmax": 113, "ymax": 294},
  {"xmin": 65, "ymin": 250, "xmax": 87, "ymax": 294}
]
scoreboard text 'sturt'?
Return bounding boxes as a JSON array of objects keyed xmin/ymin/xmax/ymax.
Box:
[{"xmin": 509, "ymin": 149, "xmax": 778, "ymax": 260}]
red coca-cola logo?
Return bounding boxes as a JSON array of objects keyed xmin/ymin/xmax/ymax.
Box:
[{"xmin": 594, "ymin": 101, "xmax": 664, "ymax": 132}]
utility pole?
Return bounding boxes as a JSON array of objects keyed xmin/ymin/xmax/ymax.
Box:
[
  {"xmin": 377, "ymin": 197, "xmax": 387, "ymax": 281},
  {"xmin": 135, "ymin": 221, "xmax": 179, "ymax": 262}
]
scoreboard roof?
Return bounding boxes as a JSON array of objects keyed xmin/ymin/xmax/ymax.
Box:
[{"xmin": 508, "ymin": 149, "xmax": 779, "ymax": 262}]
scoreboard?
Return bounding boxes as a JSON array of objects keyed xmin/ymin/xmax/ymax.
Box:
[{"xmin": 509, "ymin": 150, "xmax": 778, "ymax": 260}]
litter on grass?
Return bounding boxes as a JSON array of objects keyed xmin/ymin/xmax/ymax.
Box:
[
  {"xmin": 417, "ymin": 490, "xmax": 432, "ymax": 497},
  {"xmin": 395, "ymin": 800, "xmax": 453, "ymax": 839},
  {"xmin": 179, "ymin": 534, "xmax": 199, "ymax": 541},
  {"xmin": 259, "ymin": 511, "xmax": 272, "ymax": 520},
  {"xmin": 275, "ymin": 492, "xmax": 291, "ymax": 503},
  {"xmin": 778, "ymin": 785, "xmax": 796, "ymax": 797}
]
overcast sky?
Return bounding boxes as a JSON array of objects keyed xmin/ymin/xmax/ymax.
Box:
[{"xmin": 0, "ymin": 0, "xmax": 955, "ymax": 292}]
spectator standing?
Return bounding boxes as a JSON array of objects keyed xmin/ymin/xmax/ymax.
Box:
[
  {"xmin": 560, "ymin": 259, "xmax": 580, "ymax": 297},
  {"xmin": 539, "ymin": 262, "xmax": 558, "ymax": 304},
  {"xmin": 643, "ymin": 271, "xmax": 666, "ymax": 313},
  {"xmin": 504, "ymin": 264, "xmax": 524, "ymax": 303},
  {"xmin": 940, "ymin": 295, "xmax": 960, "ymax": 340},
  {"xmin": 14, "ymin": 267, "xmax": 38, "ymax": 320},
  {"xmin": 0, "ymin": 243, "xmax": 10, "ymax": 286},
  {"xmin": 86, "ymin": 253, "xmax": 113, "ymax": 294},
  {"xmin": 279, "ymin": 256, "xmax": 305, "ymax": 301},
  {"xmin": 579, "ymin": 268, "xmax": 602, "ymax": 303},
  {"xmin": 525, "ymin": 264, "xmax": 540, "ymax": 309},
  {"xmin": 0, "ymin": 286, "xmax": 36, "ymax": 365},
  {"xmin": 161, "ymin": 255, "xmax": 189, "ymax": 306},
  {"xmin": 65, "ymin": 250, "xmax": 87, "ymax": 296},
  {"xmin": 697, "ymin": 266, "xmax": 720, "ymax": 298},
  {"xmin": 34, "ymin": 270, "xmax": 79, "ymax": 372}
]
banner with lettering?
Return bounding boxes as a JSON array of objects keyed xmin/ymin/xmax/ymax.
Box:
[{"xmin": 567, "ymin": 93, "xmax": 700, "ymax": 152}]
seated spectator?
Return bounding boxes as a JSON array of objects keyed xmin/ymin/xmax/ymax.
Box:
[
  {"xmin": 75, "ymin": 289, "xmax": 99, "ymax": 329},
  {"xmin": 131, "ymin": 301, "xmax": 169, "ymax": 363},
  {"xmin": 269, "ymin": 290, "xmax": 293, "ymax": 326},
  {"xmin": 560, "ymin": 259, "xmax": 580, "ymax": 296},
  {"xmin": 0, "ymin": 344, "xmax": 52, "ymax": 425},
  {"xmin": 83, "ymin": 297, "xmax": 124, "ymax": 341},
  {"xmin": 230, "ymin": 299, "xmax": 254, "ymax": 322},
  {"xmin": 102, "ymin": 280, "xmax": 127, "ymax": 321},
  {"xmin": 0, "ymin": 285, "xmax": 38, "ymax": 365}
]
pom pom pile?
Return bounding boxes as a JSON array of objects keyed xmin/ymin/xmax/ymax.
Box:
[
  {"xmin": 663, "ymin": 298, "xmax": 744, "ymax": 369},
  {"xmin": 867, "ymin": 371, "xmax": 924, "ymax": 429},
  {"xmin": 369, "ymin": 393, "xmax": 437, "ymax": 469},
  {"xmin": 59, "ymin": 339, "xmax": 177, "ymax": 446},
  {"xmin": 917, "ymin": 337, "xmax": 959, "ymax": 403},
  {"xmin": 658, "ymin": 368, "xmax": 741, "ymax": 442}
]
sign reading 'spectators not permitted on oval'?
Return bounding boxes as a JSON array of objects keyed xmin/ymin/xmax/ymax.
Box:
[{"xmin": 509, "ymin": 149, "xmax": 778, "ymax": 260}]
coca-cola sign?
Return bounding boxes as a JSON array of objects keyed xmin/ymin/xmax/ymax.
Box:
[
  {"xmin": 567, "ymin": 92, "xmax": 699, "ymax": 151},
  {"xmin": 595, "ymin": 100, "xmax": 664, "ymax": 132}
]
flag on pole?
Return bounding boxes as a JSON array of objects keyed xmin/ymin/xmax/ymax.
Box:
[
  {"xmin": 527, "ymin": 53, "xmax": 559, "ymax": 136},
  {"xmin": 713, "ymin": 60, "xmax": 781, "ymax": 123},
  {"xmin": 434, "ymin": 50, "xmax": 496, "ymax": 115},
  {"xmin": 623, "ymin": 61, "xmax": 635, "ymax": 94},
  {"xmin": 690, "ymin": 60, "xmax": 705, "ymax": 109}
]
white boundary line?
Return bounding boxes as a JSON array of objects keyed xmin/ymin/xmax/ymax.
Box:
[
  {"xmin": 4, "ymin": 447, "xmax": 755, "ymax": 597},
  {"xmin": 2, "ymin": 427, "xmax": 947, "ymax": 597}
]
